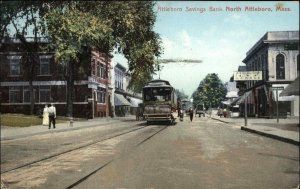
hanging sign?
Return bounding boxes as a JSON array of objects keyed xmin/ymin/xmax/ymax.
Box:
[{"xmin": 234, "ymin": 71, "xmax": 262, "ymax": 81}]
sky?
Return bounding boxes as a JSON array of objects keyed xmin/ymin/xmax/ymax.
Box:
[{"xmin": 115, "ymin": 1, "xmax": 299, "ymax": 97}]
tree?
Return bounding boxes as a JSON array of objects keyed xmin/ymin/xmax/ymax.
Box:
[
  {"xmin": 192, "ymin": 73, "xmax": 226, "ymax": 109},
  {"xmin": 175, "ymin": 89, "xmax": 189, "ymax": 101},
  {"xmin": 1, "ymin": 1, "xmax": 162, "ymax": 117},
  {"xmin": 44, "ymin": 2, "xmax": 162, "ymax": 116},
  {"xmin": 0, "ymin": 1, "xmax": 52, "ymax": 115}
]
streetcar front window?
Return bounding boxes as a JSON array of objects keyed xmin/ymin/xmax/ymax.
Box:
[{"xmin": 143, "ymin": 87, "xmax": 171, "ymax": 102}]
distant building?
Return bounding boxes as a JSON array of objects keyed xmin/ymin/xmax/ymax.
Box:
[
  {"xmin": 113, "ymin": 63, "xmax": 142, "ymax": 117},
  {"xmin": 113, "ymin": 63, "xmax": 131, "ymax": 116},
  {"xmin": 235, "ymin": 31, "xmax": 299, "ymax": 117},
  {"xmin": 0, "ymin": 38, "xmax": 113, "ymax": 118}
]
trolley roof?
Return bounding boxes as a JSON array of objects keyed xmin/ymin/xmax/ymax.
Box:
[{"xmin": 143, "ymin": 79, "xmax": 173, "ymax": 89}]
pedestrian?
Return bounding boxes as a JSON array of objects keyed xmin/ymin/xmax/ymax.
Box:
[
  {"xmin": 48, "ymin": 103, "xmax": 56, "ymax": 129},
  {"xmin": 223, "ymin": 108, "xmax": 228, "ymax": 118},
  {"xmin": 136, "ymin": 107, "xmax": 140, "ymax": 121},
  {"xmin": 218, "ymin": 108, "xmax": 223, "ymax": 117},
  {"xmin": 189, "ymin": 107, "xmax": 193, "ymax": 122},
  {"xmin": 42, "ymin": 104, "xmax": 49, "ymax": 126}
]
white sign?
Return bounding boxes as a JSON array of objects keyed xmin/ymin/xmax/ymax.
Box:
[{"xmin": 234, "ymin": 71, "xmax": 262, "ymax": 81}]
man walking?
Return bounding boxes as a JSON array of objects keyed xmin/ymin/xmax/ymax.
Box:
[
  {"xmin": 189, "ymin": 107, "xmax": 194, "ymax": 122},
  {"xmin": 48, "ymin": 103, "xmax": 56, "ymax": 129}
]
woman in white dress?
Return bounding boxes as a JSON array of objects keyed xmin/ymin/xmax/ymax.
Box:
[{"xmin": 42, "ymin": 105, "xmax": 49, "ymax": 126}]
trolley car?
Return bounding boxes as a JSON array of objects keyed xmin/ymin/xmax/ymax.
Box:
[
  {"xmin": 181, "ymin": 99, "xmax": 193, "ymax": 116},
  {"xmin": 142, "ymin": 79, "xmax": 177, "ymax": 124}
]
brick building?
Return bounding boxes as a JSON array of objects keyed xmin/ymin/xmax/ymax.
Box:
[{"xmin": 0, "ymin": 38, "xmax": 113, "ymax": 118}]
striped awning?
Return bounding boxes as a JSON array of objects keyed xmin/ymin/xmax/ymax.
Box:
[
  {"xmin": 279, "ymin": 76, "xmax": 299, "ymax": 96},
  {"xmin": 230, "ymin": 91, "xmax": 252, "ymax": 105},
  {"xmin": 128, "ymin": 97, "xmax": 143, "ymax": 107},
  {"xmin": 114, "ymin": 94, "xmax": 131, "ymax": 106}
]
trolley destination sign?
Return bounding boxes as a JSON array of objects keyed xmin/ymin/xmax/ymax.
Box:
[{"xmin": 233, "ymin": 71, "xmax": 262, "ymax": 81}]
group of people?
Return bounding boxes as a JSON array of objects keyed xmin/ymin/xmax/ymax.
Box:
[
  {"xmin": 179, "ymin": 107, "xmax": 194, "ymax": 122},
  {"xmin": 42, "ymin": 103, "xmax": 56, "ymax": 129},
  {"xmin": 217, "ymin": 108, "xmax": 228, "ymax": 118}
]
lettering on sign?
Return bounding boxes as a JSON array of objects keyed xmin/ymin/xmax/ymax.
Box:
[{"xmin": 234, "ymin": 71, "xmax": 262, "ymax": 81}]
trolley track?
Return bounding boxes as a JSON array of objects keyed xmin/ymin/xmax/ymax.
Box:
[
  {"xmin": 1, "ymin": 125, "xmax": 148, "ymax": 174},
  {"xmin": 1, "ymin": 124, "xmax": 170, "ymax": 189},
  {"xmin": 65, "ymin": 125, "xmax": 169, "ymax": 189}
]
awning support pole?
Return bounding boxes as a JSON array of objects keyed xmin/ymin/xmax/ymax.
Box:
[
  {"xmin": 244, "ymin": 92, "xmax": 247, "ymax": 126},
  {"xmin": 276, "ymin": 88, "xmax": 279, "ymax": 123}
]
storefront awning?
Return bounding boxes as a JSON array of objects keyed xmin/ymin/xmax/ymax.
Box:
[
  {"xmin": 114, "ymin": 93, "xmax": 131, "ymax": 106},
  {"xmin": 279, "ymin": 76, "xmax": 299, "ymax": 96},
  {"xmin": 272, "ymin": 90, "xmax": 295, "ymax": 101},
  {"xmin": 272, "ymin": 83, "xmax": 295, "ymax": 101},
  {"xmin": 230, "ymin": 91, "xmax": 252, "ymax": 105},
  {"xmin": 128, "ymin": 97, "xmax": 143, "ymax": 107},
  {"xmin": 221, "ymin": 100, "xmax": 231, "ymax": 105}
]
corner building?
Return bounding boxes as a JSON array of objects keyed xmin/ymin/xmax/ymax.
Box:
[{"xmin": 239, "ymin": 31, "xmax": 299, "ymax": 118}]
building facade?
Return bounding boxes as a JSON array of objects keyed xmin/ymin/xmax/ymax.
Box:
[
  {"xmin": 236, "ymin": 31, "xmax": 299, "ymax": 117},
  {"xmin": 113, "ymin": 63, "xmax": 131, "ymax": 117},
  {"xmin": 113, "ymin": 63, "xmax": 142, "ymax": 117},
  {"xmin": 0, "ymin": 38, "xmax": 113, "ymax": 118}
]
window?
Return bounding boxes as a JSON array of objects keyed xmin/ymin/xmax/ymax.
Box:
[
  {"xmin": 276, "ymin": 54, "xmax": 285, "ymax": 80},
  {"xmin": 9, "ymin": 56, "xmax": 21, "ymax": 76},
  {"xmin": 39, "ymin": 56, "xmax": 51, "ymax": 75},
  {"xmin": 39, "ymin": 86, "xmax": 51, "ymax": 102},
  {"xmin": 9, "ymin": 86, "xmax": 22, "ymax": 103},
  {"xmin": 23, "ymin": 86, "xmax": 38, "ymax": 103},
  {"xmin": 100, "ymin": 64, "xmax": 105, "ymax": 78},
  {"xmin": 97, "ymin": 63, "xmax": 100, "ymax": 77},
  {"xmin": 97, "ymin": 88, "xmax": 106, "ymax": 103},
  {"xmin": 261, "ymin": 55, "xmax": 265, "ymax": 80},
  {"xmin": 265, "ymin": 53, "xmax": 268, "ymax": 80},
  {"xmin": 115, "ymin": 69, "xmax": 124, "ymax": 89},
  {"xmin": 91, "ymin": 59, "xmax": 96, "ymax": 75},
  {"xmin": 297, "ymin": 54, "xmax": 299, "ymax": 76}
]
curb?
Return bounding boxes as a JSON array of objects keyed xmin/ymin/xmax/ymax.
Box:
[
  {"xmin": 210, "ymin": 117, "xmax": 231, "ymax": 124},
  {"xmin": 241, "ymin": 126, "xmax": 300, "ymax": 146},
  {"xmin": 210, "ymin": 117, "xmax": 300, "ymax": 146},
  {"xmin": 1, "ymin": 120, "xmax": 121, "ymax": 141}
]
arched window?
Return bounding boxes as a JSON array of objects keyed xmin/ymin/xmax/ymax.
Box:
[
  {"xmin": 276, "ymin": 54, "xmax": 285, "ymax": 80},
  {"xmin": 297, "ymin": 54, "xmax": 299, "ymax": 76}
]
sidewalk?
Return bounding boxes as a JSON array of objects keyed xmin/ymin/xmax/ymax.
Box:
[
  {"xmin": 1, "ymin": 116, "xmax": 136, "ymax": 141},
  {"xmin": 2, "ymin": 115, "xmax": 299, "ymax": 146},
  {"xmin": 210, "ymin": 114, "xmax": 299, "ymax": 146}
]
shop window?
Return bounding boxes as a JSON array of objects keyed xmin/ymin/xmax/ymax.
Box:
[{"xmin": 276, "ymin": 54, "xmax": 285, "ymax": 80}]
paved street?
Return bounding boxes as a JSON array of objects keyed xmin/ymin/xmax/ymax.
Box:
[
  {"xmin": 1, "ymin": 2, "xmax": 299, "ymax": 189},
  {"xmin": 1, "ymin": 116, "xmax": 299, "ymax": 189}
]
